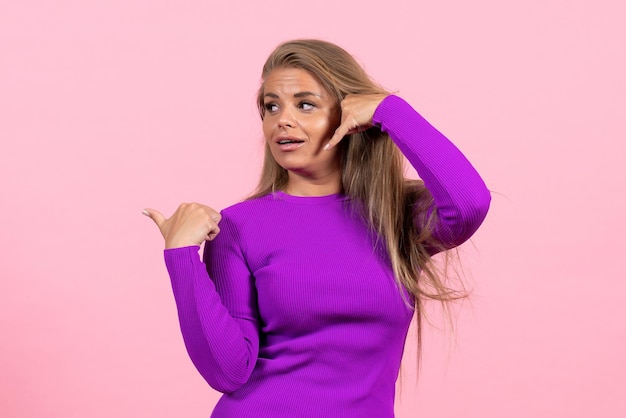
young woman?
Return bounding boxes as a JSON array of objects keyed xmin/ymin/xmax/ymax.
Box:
[{"xmin": 144, "ymin": 39, "xmax": 490, "ymax": 417}]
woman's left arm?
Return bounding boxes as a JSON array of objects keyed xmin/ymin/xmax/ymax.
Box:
[
  {"xmin": 373, "ymin": 95, "xmax": 491, "ymax": 249},
  {"xmin": 326, "ymin": 94, "xmax": 491, "ymax": 250}
]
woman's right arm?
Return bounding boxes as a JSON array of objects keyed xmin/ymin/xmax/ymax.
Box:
[{"xmin": 145, "ymin": 205, "xmax": 260, "ymax": 393}]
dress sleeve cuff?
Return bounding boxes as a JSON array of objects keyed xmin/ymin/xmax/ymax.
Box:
[
  {"xmin": 164, "ymin": 246, "xmax": 203, "ymax": 276},
  {"xmin": 372, "ymin": 94, "xmax": 410, "ymax": 127}
]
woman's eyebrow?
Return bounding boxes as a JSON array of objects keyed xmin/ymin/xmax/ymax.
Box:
[
  {"xmin": 263, "ymin": 91, "xmax": 322, "ymax": 99},
  {"xmin": 293, "ymin": 91, "xmax": 321, "ymax": 98}
]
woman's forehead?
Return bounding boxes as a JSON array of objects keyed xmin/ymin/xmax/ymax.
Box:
[{"xmin": 263, "ymin": 67, "xmax": 329, "ymax": 97}]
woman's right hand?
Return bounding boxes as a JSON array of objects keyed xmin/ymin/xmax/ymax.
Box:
[{"xmin": 143, "ymin": 203, "xmax": 222, "ymax": 249}]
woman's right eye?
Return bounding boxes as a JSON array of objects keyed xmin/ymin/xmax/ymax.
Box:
[{"xmin": 264, "ymin": 103, "xmax": 278, "ymax": 113}]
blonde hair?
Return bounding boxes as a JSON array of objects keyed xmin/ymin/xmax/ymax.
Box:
[{"xmin": 248, "ymin": 39, "xmax": 467, "ymax": 370}]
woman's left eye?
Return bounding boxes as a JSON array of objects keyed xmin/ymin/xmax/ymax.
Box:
[{"xmin": 299, "ymin": 102, "xmax": 315, "ymax": 110}]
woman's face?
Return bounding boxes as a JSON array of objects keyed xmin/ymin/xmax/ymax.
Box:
[{"xmin": 262, "ymin": 67, "xmax": 341, "ymax": 181}]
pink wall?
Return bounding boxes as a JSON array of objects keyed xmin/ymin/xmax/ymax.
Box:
[{"xmin": 1, "ymin": 1, "xmax": 624, "ymax": 417}]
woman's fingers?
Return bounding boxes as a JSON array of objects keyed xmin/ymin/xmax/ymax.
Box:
[
  {"xmin": 324, "ymin": 93, "xmax": 388, "ymax": 151},
  {"xmin": 143, "ymin": 208, "xmax": 166, "ymax": 229},
  {"xmin": 143, "ymin": 203, "xmax": 222, "ymax": 248},
  {"xmin": 211, "ymin": 211, "xmax": 222, "ymax": 224},
  {"xmin": 206, "ymin": 225, "xmax": 221, "ymax": 241},
  {"xmin": 324, "ymin": 123, "xmax": 351, "ymax": 151}
]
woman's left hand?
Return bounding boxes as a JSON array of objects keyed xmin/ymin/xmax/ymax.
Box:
[{"xmin": 324, "ymin": 93, "xmax": 389, "ymax": 151}]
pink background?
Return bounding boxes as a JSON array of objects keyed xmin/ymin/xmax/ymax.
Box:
[{"xmin": 1, "ymin": 1, "xmax": 625, "ymax": 417}]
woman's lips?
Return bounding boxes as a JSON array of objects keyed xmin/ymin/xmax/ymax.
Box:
[
  {"xmin": 275, "ymin": 137, "xmax": 305, "ymax": 151},
  {"xmin": 277, "ymin": 141, "xmax": 305, "ymax": 151}
]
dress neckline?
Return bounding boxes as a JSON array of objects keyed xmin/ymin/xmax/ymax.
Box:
[{"xmin": 271, "ymin": 190, "xmax": 348, "ymax": 204}]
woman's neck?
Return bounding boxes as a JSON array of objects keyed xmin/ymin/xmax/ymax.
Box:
[{"xmin": 284, "ymin": 171, "xmax": 342, "ymax": 197}]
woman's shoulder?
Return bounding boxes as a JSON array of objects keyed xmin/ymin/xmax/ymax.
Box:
[
  {"xmin": 219, "ymin": 192, "xmax": 279, "ymax": 222},
  {"xmin": 216, "ymin": 192, "xmax": 300, "ymax": 248}
]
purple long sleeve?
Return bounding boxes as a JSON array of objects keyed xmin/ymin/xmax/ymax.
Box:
[
  {"xmin": 163, "ymin": 95, "xmax": 490, "ymax": 417},
  {"xmin": 372, "ymin": 95, "xmax": 491, "ymax": 248},
  {"xmin": 164, "ymin": 217, "xmax": 259, "ymax": 393}
]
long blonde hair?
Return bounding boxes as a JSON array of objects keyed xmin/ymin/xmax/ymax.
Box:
[{"xmin": 248, "ymin": 39, "xmax": 467, "ymax": 369}]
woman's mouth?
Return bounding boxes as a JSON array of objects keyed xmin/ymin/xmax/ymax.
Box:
[{"xmin": 276, "ymin": 138, "xmax": 305, "ymax": 151}]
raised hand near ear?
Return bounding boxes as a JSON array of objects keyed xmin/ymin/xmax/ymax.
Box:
[
  {"xmin": 324, "ymin": 93, "xmax": 388, "ymax": 151},
  {"xmin": 143, "ymin": 203, "xmax": 222, "ymax": 249}
]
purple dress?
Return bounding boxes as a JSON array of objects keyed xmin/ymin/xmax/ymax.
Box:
[{"xmin": 164, "ymin": 95, "xmax": 491, "ymax": 417}]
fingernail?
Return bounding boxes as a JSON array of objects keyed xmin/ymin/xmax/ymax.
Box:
[{"xmin": 142, "ymin": 209, "xmax": 150, "ymax": 216}]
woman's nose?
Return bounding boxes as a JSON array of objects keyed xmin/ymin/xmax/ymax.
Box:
[{"xmin": 277, "ymin": 108, "xmax": 296, "ymax": 128}]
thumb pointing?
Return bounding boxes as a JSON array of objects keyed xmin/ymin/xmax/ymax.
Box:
[{"xmin": 142, "ymin": 208, "xmax": 166, "ymax": 228}]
